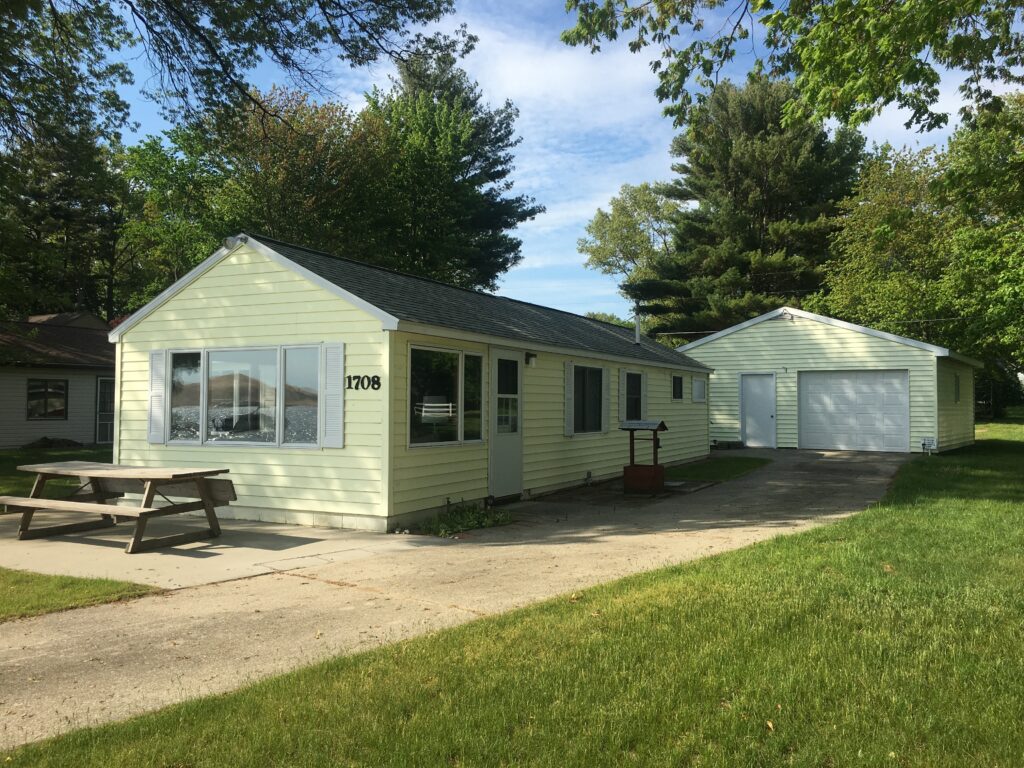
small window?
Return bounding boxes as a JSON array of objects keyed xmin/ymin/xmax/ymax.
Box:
[
  {"xmin": 625, "ymin": 372, "xmax": 643, "ymax": 420},
  {"xmin": 169, "ymin": 352, "xmax": 202, "ymax": 441},
  {"xmin": 954, "ymin": 373, "xmax": 961, "ymax": 403},
  {"xmin": 410, "ymin": 348, "xmax": 460, "ymax": 444},
  {"xmin": 573, "ymin": 366, "xmax": 603, "ymax": 433},
  {"xmin": 692, "ymin": 377, "xmax": 707, "ymax": 403},
  {"xmin": 27, "ymin": 379, "xmax": 67, "ymax": 420},
  {"xmin": 672, "ymin": 375, "xmax": 684, "ymax": 401},
  {"xmin": 496, "ymin": 358, "xmax": 519, "ymax": 434}
]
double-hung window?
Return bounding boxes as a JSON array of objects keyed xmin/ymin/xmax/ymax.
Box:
[
  {"xmin": 409, "ymin": 347, "xmax": 483, "ymax": 446},
  {"xmin": 165, "ymin": 346, "xmax": 323, "ymax": 446},
  {"xmin": 624, "ymin": 372, "xmax": 643, "ymax": 420}
]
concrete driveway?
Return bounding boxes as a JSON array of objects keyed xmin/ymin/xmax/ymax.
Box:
[{"xmin": 0, "ymin": 449, "xmax": 907, "ymax": 749}]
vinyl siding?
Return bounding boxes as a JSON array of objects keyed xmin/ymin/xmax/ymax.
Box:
[
  {"xmin": 389, "ymin": 331, "xmax": 490, "ymax": 517},
  {"xmin": 522, "ymin": 352, "xmax": 709, "ymax": 494},
  {"xmin": 0, "ymin": 367, "xmax": 109, "ymax": 448},
  {"xmin": 388, "ymin": 333, "xmax": 710, "ymax": 517},
  {"xmin": 683, "ymin": 316, "xmax": 939, "ymax": 452},
  {"xmin": 936, "ymin": 358, "xmax": 975, "ymax": 451},
  {"xmin": 116, "ymin": 243, "xmax": 388, "ymax": 528}
]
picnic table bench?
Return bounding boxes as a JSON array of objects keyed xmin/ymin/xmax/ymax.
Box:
[{"xmin": 0, "ymin": 462, "xmax": 235, "ymax": 554}]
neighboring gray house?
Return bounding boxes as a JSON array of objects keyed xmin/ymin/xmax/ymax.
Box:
[{"xmin": 0, "ymin": 313, "xmax": 115, "ymax": 448}]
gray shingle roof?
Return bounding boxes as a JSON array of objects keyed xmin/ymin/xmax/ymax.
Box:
[
  {"xmin": 0, "ymin": 315, "xmax": 113, "ymax": 369},
  {"xmin": 251, "ymin": 235, "xmax": 708, "ymax": 370}
]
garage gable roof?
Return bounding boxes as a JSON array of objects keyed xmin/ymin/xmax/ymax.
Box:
[
  {"xmin": 110, "ymin": 234, "xmax": 709, "ymax": 371},
  {"xmin": 681, "ymin": 307, "xmax": 983, "ymax": 367}
]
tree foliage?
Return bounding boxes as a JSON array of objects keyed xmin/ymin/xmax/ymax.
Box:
[
  {"xmin": 563, "ymin": 0, "xmax": 1024, "ymax": 130},
  {"xmin": 812, "ymin": 95, "xmax": 1024, "ymax": 374},
  {"xmin": 114, "ymin": 69, "xmax": 540, "ymax": 302},
  {"xmin": 0, "ymin": 0, "xmax": 460, "ymax": 144},
  {"xmin": 578, "ymin": 182, "xmax": 677, "ymax": 289},
  {"xmin": 626, "ymin": 76, "xmax": 863, "ymax": 333}
]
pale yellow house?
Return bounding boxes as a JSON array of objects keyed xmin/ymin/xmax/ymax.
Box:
[
  {"xmin": 108, "ymin": 234, "xmax": 711, "ymax": 531},
  {"xmin": 680, "ymin": 307, "xmax": 980, "ymax": 453}
]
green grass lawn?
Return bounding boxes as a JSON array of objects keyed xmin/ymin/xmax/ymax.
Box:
[
  {"xmin": 7, "ymin": 423, "xmax": 1024, "ymax": 766},
  {"xmin": 0, "ymin": 446, "xmax": 154, "ymax": 621},
  {"xmin": 0, "ymin": 446, "xmax": 112, "ymax": 496},
  {"xmin": 0, "ymin": 568, "xmax": 155, "ymax": 622},
  {"xmin": 666, "ymin": 455, "xmax": 772, "ymax": 483}
]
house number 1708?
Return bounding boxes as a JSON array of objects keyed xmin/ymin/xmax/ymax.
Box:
[{"xmin": 346, "ymin": 375, "xmax": 382, "ymax": 390}]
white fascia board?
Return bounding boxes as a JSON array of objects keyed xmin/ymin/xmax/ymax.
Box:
[
  {"xmin": 244, "ymin": 236, "xmax": 399, "ymax": 330},
  {"xmin": 395, "ymin": 320, "xmax": 712, "ymax": 373},
  {"xmin": 108, "ymin": 243, "xmax": 237, "ymax": 341},
  {"xmin": 681, "ymin": 305, "xmax": 982, "ymax": 365}
]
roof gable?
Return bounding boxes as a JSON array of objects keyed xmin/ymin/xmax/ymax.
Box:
[
  {"xmin": 681, "ymin": 307, "xmax": 982, "ymax": 367},
  {"xmin": 112, "ymin": 234, "xmax": 708, "ymax": 371}
]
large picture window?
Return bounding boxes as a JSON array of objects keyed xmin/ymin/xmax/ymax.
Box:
[
  {"xmin": 27, "ymin": 379, "xmax": 67, "ymax": 420},
  {"xmin": 207, "ymin": 350, "xmax": 278, "ymax": 443},
  {"xmin": 573, "ymin": 366, "xmax": 603, "ymax": 433},
  {"xmin": 409, "ymin": 347, "xmax": 483, "ymax": 446},
  {"xmin": 166, "ymin": 346, "xmax": 322, "ymax": 446}
]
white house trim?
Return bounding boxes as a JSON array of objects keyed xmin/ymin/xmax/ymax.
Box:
[
  {"xmin": 680, "ymin": 307, "xmax": 982, "ymax": 368},
  {"xmin": 109, "ymin": 234, "xmax": 401, "ymax": 342}
]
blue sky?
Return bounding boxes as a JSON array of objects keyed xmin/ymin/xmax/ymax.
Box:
[{"xmin": 120, "ymin": 0, "xmax": 974, "ymax": 319}]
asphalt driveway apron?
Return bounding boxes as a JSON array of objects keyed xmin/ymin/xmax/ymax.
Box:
[{"xmin": 0, "ymin": 449, "xmax": 907, "ymax": 749}]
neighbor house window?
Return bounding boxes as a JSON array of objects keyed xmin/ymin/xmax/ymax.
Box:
[
  {"xmin": 27, "ymin": 379, "xmax": 67, "ymax": 420},
  {"xmin": 169, "ymin": 352, "xmax": 202, "ymax": 440},
  {"xmin": 954, "ymin": 373, "xmax": 961, "ymax": 403},
  {"xmin": 166, "ymin": 346, "xmax": 323, "ymax": 446},
  {"xmin": 692, "ymin": 378, "xmax": 707, "ymax": 403},
  {"xmin": 672, "ymin": 375, "xmax": 684, "ymax": 401},
  {"xmin": 409, "ymin": 347, "xmax": 483, "ymax": 446},
  {"xmin": 573, "ymin": 366, "xmax": 604, "ymax": 433},
  {"xmin": 625, "ymin": 372, "xmax": 643, "ymax": 420}
]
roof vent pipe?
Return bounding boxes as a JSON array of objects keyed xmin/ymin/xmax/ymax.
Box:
[{"xmin": 634, "ymin": 312, "xmax": 641, "ymax": 345}]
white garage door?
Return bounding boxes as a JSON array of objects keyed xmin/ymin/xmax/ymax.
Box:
[{"xmin": 799, "ymin": 370, "xmax": 910, "ymax": 452}]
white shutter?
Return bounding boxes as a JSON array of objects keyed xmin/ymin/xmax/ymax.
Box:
[
  {"xmin": 147, "ymin": 350, "xmax": 166, "ymax": 444},
  {"xmin": 564, "ymin": 361, "xmax": 574, "ymax": 437},
  {"xmin": 601, "ymin": 367, "xmax": 611, "ymax": 433},
  {"xmin": 641, "ymin": 371, "xmax": 649, "ymax": 419},
  {"xmin": 618, "ymin": 369, "xmax": 627, "ymax": 421},
  {"xmin": 322, "ymin": 343, "xmax": 345, "ymax": 448}
]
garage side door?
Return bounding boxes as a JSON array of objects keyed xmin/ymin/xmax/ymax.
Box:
[{"xmin": 799, "ymin": 370, "xmax": 910, "ymax": 452}]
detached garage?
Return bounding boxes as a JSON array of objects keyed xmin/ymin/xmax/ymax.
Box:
[{"xmin": 680, "ymin": 307, "xmax": 981, "ymax": 453}]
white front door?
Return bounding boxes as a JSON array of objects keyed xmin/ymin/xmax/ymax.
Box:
[
  {"xmin": 488, "ymin": 350, "xmax": 523, "ymax": 498},
  {"xmin": 741, "ymin": 373, "xmax": 776, "ymax": 448}
]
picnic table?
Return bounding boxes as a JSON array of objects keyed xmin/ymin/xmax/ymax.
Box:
[{"xmin": 0, "ymin": 462, "xmax": 235, "ymax": 554}]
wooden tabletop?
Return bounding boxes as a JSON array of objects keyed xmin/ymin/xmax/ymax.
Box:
[{"xmin": 17, "ymin": 461, "xmax": 229, "ymax": 480}]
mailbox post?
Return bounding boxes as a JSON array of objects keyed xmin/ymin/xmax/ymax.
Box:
[{"xmin": 620, "ymin": 419, "xmax": 669, "ymax": 494}]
